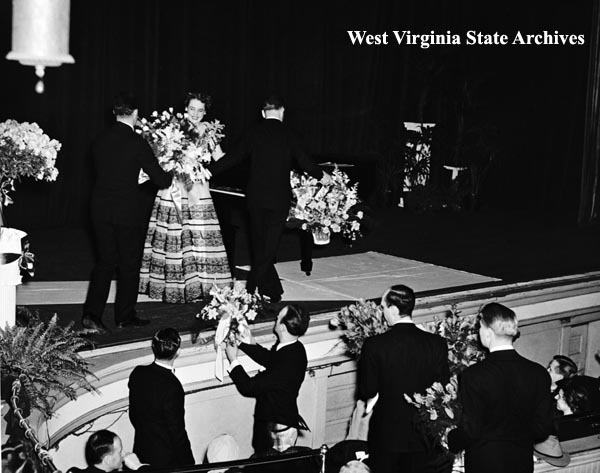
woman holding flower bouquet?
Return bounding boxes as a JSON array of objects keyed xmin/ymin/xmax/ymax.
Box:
[{"xmin": 139, "ymin": 92, "xmax": 232, "ymax": 304}]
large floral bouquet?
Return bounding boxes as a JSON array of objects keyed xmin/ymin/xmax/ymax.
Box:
[
  {"xmin": 194, "ymin": 282, "xmax": 261, "ymax": 381},
  {"xmin": 329, "ymin": 300, "xmax": 387, "ymax": 357},
  {"xmin": 136, "ymin": 108, "xmax": 224, "ymax": 188},
  {"xmin": 0, "ymin": 120, "xmax": 60, "ymax": 208},
  {"xmin": 289, "ymin": 167, "xmax": 363, "ymax": 241},
  {"xmin": 405, "ymin": 307, "xmax": 485, "ymax": 451},
  {"xmin": 195, "ymin": 282, "xmax": 260, "ymax": 346}
]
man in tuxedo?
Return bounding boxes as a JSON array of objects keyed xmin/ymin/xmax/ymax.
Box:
[
  {"xmin": 448, "ymin": 303, "xmax": 554, "ymax": 473},
  {"xmin": 225, "ymin": 304, "xmax": 310, "ymax": 454},
  {"xmin": 210, "ymin": 96, "xmax": 327, "ymax": 302},
  {"xmin": 128, "ymin": 328, "xmax": 195, "ymax": 467},
  {"xmin": 82, "ymin": 93, "xmax": 172, "ymax": 333},
  {"xmin": 358, "ymin": 284, "xmax": 450, "ymax": 473},
  {"xmin": 78, "ymin": 430, "xmax": 146, "ymax": 473}
]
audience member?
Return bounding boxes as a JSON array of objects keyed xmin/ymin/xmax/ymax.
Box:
[
  {"xmin": 248, "ymin": 422, "xmax": 318, "ymax": 473},
  {"xmin": 340, "ymin": 460, "xmax": 371, "ymax": 473},
  {"xmin": 205, "ymin": 434, "xmax": 241, "ymax": 473},
  {"xmin": 325, "ymin": 440, "xmax": 369, "ymax": 473},
  {"xmin": 78, "ymin": 430, "xmax": 146, "ymax": 473},
  {"xmin": 358, "ymin": 285, "xmax": 450, "ymax": 473},
  {"xmin": 556, "ymin": 375, "xmax": 598, "ymax": 416},
  {"xmin": 128, "ymin": 328, "xmax": 195, "ymax": 467},
  {"xmin": 448, "ymin": 303, "xmax": 554, "ymax": 473},
  {"xmin": 225, "ymin": 304, "xmax": 310, "ymax": 454},
  {"xmin": 547, "ymin": 355, "xmax": 578, "ymax": 393}
]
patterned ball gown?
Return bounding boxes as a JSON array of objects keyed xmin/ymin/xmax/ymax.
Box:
[{"xmin": 139, "ymin": 119, "xmax": 232, "ymax": 303}]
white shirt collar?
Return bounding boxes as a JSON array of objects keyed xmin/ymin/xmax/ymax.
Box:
[
  {"xmin": 392, "ymin": 318, "xmax": 414, "ymax": 325},
  {"xmin": 490, "ymin": 344, "xmax": 514, "ymax": 353},
  {"xmin": 276, "ymin": 339, "xmax": 297, "ymax": 351},
  {"xmin": 116, "ymin": 118, "xmax": 134, "ymax": 130},
  {"xmin": 155, "ymin": 360, "xmax": 174, "ymax": 372}
]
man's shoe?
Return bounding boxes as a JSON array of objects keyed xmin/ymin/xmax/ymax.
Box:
[
  {"xmin": 81, "ymin": 316, "xmax": 109, "ymax": 334},
  {"xmin": 117, "ymin": 316, "xmax": 151, "ymax": 329}
]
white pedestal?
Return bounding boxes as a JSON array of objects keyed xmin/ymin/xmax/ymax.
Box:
[{"xmin": 0, "ymin": 284, "xmax": 16, "ymax": 327}]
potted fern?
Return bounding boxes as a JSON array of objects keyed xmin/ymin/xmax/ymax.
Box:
[{"xmin": 0, "ymin": 308, "xmax": 96, "ymax": 455}]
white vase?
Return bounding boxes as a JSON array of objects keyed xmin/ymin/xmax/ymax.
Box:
[{"xmin": 312, "ymin": 227, "xmax": 330, "ymax": 245}]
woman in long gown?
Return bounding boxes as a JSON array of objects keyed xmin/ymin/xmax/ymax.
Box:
[{"xmin": 139, "ymin": 93, "xmax": 232, "ymax": 303}]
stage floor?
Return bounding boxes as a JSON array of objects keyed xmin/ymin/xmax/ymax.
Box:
[{"xmin": 17, "ymin": 252, "xmax": 499, "ymax": 305}]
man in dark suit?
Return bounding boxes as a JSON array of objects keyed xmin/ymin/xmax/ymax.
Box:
[
  {"xmin": 128, "ymin": 328, "xmax": 195, "ymax": 467},
  {"xmin": 82, "ymin": 93, "xmax": 172, "ymax": 333},
  {"xmin": 448, "ymin": 303, "xmax": 555, "ymax": 473},
  {"xmin": 210, "ymin": 96, "xmax": 327, "ymax": 302},
  {"xmin": 358, "ymin": 284, "xmax": 450, "ymax": 473},
  {"xmin": 76, "ymin": 430, "xmax": 146, "ymax": 473},
  {"xmin": 225, "ymin": 304, "xmax": 310, "ymax": 454}
]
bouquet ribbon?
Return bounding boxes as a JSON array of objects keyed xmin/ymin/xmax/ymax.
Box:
[
  {"xmin": 214, "ymin": 314, "xmax": 251, "ymax": 382},
  {"xmin": 170, "ymin": 181, "xmax": 206, "ymax": 223}
]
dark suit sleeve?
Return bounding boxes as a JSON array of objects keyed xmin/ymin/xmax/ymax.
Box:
[
  {"xmin": 229, "ymin": 362, "xmax": 280, "ymax": 397},
  {"xmin": 437, "ymin": 338, "xmax": 451, "ymax": 384},
  {"xmin": 531, "ymin": 371, "xmax": 555, "ymax": 442},
  {"xmin": 163, "ymin": 381, "xmax": 195, "ymax": 464},
  {"xmin": 448, "ymin": 369, "xmax": 482, "ymax": 453},
  {"xmin": 137, "ymin": 139, "xmax": 172, "ymax": 189},
  {"xmin": 208, "ymin": 135, "xmax": 249, "ymax": 176},
  {"xmin": 239, "ymin": 342, "xmax": 273, "ymax": 368},
  {"xmin": 128, "ymin": 369, "xmax": 142, "ymax": 428},
  {"xmin": 290, "ymin": 134, "xmax": 323, "ymax": 179},
  {"xmin": 357, "ymin": 338, "xmax": 379, "ymax": 401}
]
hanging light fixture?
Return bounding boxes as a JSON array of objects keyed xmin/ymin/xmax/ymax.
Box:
[{"xmin": 6, "ymin": 0, "xmax": 75, "ymax": 94}]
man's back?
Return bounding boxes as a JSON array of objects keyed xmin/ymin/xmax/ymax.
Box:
[
  {"xmin": 128, "ymin": 363, "xmax": 194, "ymax": 467},
  {"xmin": 91, "ymin": 122, "xmax": 171, "ymax": 224},
  {"xmin": 231, "ymin": 340, "xmax": 308, "ymax": 428},
  {"xmin": 215, "ymin": 119, "xmax": 321, "ymax": 209},
  {"xmin": 358, "ymin": 324, "xmax": 450, "ymax": 452},
  {"xmin": 449, "ymin": 350, "xmax": 554, "ymax": 473}
]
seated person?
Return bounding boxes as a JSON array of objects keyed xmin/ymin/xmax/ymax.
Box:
[
  {"xmin": 205, "ymin": 434, "xmax": 242, "ymax": 473},
  {"xmin": 555, "ymin": 376, "xmax": 595, "ymax": 416},
  {"xmin": 340, "ymin": 460, "xmax": 371, "ymax": 473},
  {"xmin": 325, "ymin": 440, "xmax": 369, "ymax": 473},
  {"xmin": 249, "ymin": 423, "xmax": 319, "ymax": 473},
  {"xmin": 70, "ymin": 430, "xmax": 147, "ymax": 473},
  {"xmin": 547, "ymin": 355, "xmax": 578, "ymax": 394}
]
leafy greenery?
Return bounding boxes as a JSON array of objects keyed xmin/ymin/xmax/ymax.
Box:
[{"xmin": 0, "ymin": 310, "xmax": 96, "ymax": 418}]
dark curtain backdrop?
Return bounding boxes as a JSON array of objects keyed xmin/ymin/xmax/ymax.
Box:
[{"xmin": 0, "ymin": 0, "xmax": 593, "ymax": 229}]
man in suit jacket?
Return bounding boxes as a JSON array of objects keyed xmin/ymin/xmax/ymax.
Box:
[
  {"xmin": 225, "ymin": 304, "xmax": 310, "ymax": 454},
  {"xmin": 358, "ymin": 284, "xmax": 450, "ymax": 473},
  {"xmin": 76, "ymin": 430, "xmax": 146, "ymax": 473},
  {"xmin": 448, "ymin": 303, "xmax": 554, "ymax": 473},
  {"xmin": 128, "ymin": 328, "xmax": 195, "ymax": 467},
  {"xmin": 210, "ymin": 96, "xmax": 327, "ymax": 302},
  {"xmin": 82, "ymin": 93, "xmax": 172, "ymax": 333}
]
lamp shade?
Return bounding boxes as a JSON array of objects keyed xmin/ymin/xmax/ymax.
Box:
[{"xmin": 6, "ymin": 0, "xmax": 75, "ymax": 67}]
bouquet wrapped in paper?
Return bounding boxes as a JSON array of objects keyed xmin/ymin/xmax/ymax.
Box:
[
  {"xmin": 0, "ymin": 120, "xmax": 60, "ymax": 209},
  {"xmin": 289, "ymin": 167, "xmax": 363, "ymax": 243},
  {"xmin": 136, "ymin": 108, "xmax": 224, "ymax": 187},
  {"xmin": 195, "ymin": 282, "xmax": 261, "ymax": 381}
]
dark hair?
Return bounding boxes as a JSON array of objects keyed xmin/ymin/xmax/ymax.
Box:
[
  {"xmin": 479, "ymin": 302, "xmax": 518, "ymax": 338},
  {"xmin": 112, "ymin": 92, "xmax": 138, "ymax": 117},
  {"xmin": 152, "ymin": 328, "xmax": 181, "ymax": 360},
  {"xmin": 184, "ymin": 92, "xmax": 212, "ymax": 110},
  {"xmin": 552, "ymin": 355, "xmax": 578, "ymax": 379},
  {"xmin": 383, "ymin": 285, "xmax": 415, "ymax": 316},
  {"xmin": 561, "ymin": 376, "xmax": 593, "ymax": 415},
  {"xmin": 85, "ymin": 430, "xmax": 118, "ymax": 466},
  {"xmin": 262, "ymin": 95, "xmax": 285, "ymax": 111},
  {"xmin": 280, "ymin": 304, "xmax": 310, "ymax": 336}
]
